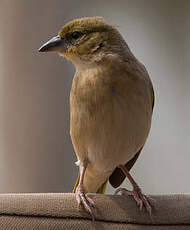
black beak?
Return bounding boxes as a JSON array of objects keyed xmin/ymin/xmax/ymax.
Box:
[{"xmin": 39, "ymin": 35, "xmax": 65, "ymax": 52}]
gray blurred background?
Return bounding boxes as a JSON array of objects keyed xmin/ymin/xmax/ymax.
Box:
[{"xmin": 0, "ymin": 0, "xmax": 189, "ymax": 194}]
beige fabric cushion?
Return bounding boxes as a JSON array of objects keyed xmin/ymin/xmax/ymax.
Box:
[{"xmin": 0, "ymin": 193, "xmax": 190, "ymax": 229}]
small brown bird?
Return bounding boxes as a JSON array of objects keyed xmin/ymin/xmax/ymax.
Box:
[{"xmin": 39, "ymin": 17, "xmax": 155, "ymax": 219}]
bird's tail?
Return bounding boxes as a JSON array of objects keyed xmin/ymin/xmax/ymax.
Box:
[{"xmin": 73, "ymin": 173, "xmax": 107, "ymax": 194}]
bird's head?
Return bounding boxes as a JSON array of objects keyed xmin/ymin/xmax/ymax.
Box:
[{"xmin": 39, "ymin": 17, "xmax": 129, "ymax": 68}]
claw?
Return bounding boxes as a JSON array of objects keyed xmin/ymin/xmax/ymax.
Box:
[
  {"xmin": 115, "ymin": 187, "xmax": 155, "ymax": 215},
  {"xmin": 76, "ymin": 186, "xmax": 95, "ymax": 220},
  {"xmin": 116, "ymin": 165, "xmax": 155, "ymax": 215}
]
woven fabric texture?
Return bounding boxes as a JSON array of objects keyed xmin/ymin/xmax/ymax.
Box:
[{"xmin": 0, "ymin": 193, "xmax": 190, "ymax": 229}]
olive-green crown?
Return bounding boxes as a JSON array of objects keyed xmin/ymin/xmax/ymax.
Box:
[{"xmin": 58, "ymin": 17, "xmax": 113, "ymax": 38}]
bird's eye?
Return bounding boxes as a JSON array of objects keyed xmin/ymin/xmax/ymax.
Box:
[{"xmin": 70, "ymin": 31, "xmax": 83, "ymax": 40}]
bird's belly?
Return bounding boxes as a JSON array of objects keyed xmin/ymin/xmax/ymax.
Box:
[{"xmin": 70, "ymin": 91, "xmax": 152, "ymax": 174}]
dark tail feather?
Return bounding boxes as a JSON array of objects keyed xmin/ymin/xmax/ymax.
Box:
[{"xmin": 109, "ymin": 148, "xmax": 142, "ymax": 188}]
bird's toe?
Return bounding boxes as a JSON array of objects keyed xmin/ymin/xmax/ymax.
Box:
[
  {"xmin": 115, "ymin": 187, "xmax": 155, "ymax": 215},
  {"xmin": 76, "ymin": 187, "xmax": 95, "ymax": 220}
]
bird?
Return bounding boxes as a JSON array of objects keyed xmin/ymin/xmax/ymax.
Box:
[{"xmin": 39, "ymin": 16, "xmax": 155, "ymax": 219}]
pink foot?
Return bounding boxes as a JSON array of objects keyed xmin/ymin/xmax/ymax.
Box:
[
  {"xmin": 115, "ymin": 186, "xmax": 155, "ymax": 215},
  {"xmin": 76, "ymin": 185, "xmax": 95, "ymax": 220}
]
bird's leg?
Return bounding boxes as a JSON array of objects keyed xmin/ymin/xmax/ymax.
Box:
[
  {"xmin": 115, "ymin": 164, "xmax": 155, "ymax": 215},
  {"xmin": 76, "ymin": 162, "xmax": 95, "ymax": 220}
]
